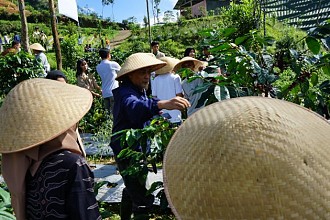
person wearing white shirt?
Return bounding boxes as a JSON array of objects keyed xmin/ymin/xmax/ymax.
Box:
[
  {"xmin": 96, "ymin": 48, "xmax": 121, "ymax": 114},
  {"xmin": 152, "ymin": 57, "xmax": 183, "ymax": 124}
]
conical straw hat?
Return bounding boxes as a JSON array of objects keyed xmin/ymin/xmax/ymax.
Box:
[
  {"xmin": 0, "ymin": 78, "xmax": 92, "ymax": 153},
  {"xmin": 29, "ymin": 43, "xmax": 46, "ymax": 52},
  {"xmin": 173, "ymin": 57, "xmax": 204, "ymax": 72},
  {"xmin": 163, "ymin": 97, "xmax": 330, "ymax": 219},
  {"xmin": 116, "ymin": 53, "xmax": 166, "ymax": 80},
  {"xmin": 155, "ymin": 57, "xmax": 180, "ymax": 75}
]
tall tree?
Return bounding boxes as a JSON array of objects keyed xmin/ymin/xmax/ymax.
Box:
[
  {"xmin": 154, "ymin": 0, "xmax": 160, "ymax": 23},
  {"xmin": 143, "ymin": 16, "xmax": 148, "ymax": 28},
  {"xmin": 101, "ymin": 0, "xmax": 114, "ymax": 20},
  {"xmin": 127, "ymin": 16, "xmax": 137, "ymax": 23},
  {"xmin": 17, "ymin": 0, "xmax": 29, "ymax": 52},
  {"xmin": 48, "ymin": 0, "xmax": 62, "ymax": 70},
  {"xmin": 150, "ymin": 0, "xmax": 155, "ymax": 24}
]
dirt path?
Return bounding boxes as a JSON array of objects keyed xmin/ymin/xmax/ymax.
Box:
[{"xmin": 110, "ymin": 30, "xmax": 131, "ymax": 48}]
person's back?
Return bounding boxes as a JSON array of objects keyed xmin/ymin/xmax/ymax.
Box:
[
  {"xmin": 152, "ymin": 57, "xmax": 183, "ymax": 123},
  {"xmin": 153, "ymin": 73, "xmax": 183, "ymax": 122},
  {"xmin": 13, "ymin": 33, "xmax": 20, "ymax": 43},
  {"xmin": 36, "ymin": 52, "xmax": 50, "ymax": 73},
  {"xmin": 96, "ymin": 48, "xmax": 121, "ymax": 113},
  {"xmin": 96, "ymin": 59, "xmax": 120, "ymax": 95},
  {"xmin": 26, "ymin": 150, "xmax": 99, "ymax": 220}
]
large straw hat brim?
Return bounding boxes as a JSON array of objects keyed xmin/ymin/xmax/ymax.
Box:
[
  {"xmin": 30, "ymin": 43, "xmax": 46, "ymax": 51},
  {"xmin": 155, "ymin": 57, "xmax": 180, "ymax": 75},
  {"xmin": 0, "ymin": 78, "xmax": 92, "ymax": 153},
  {"xmin": 163, "ymin": 97, "xmax": 330, "ymax": 219},
  {"xmin": 116, "ymin": 53, "xmax": 166, "ymax": 80},
  {"xmin": 173, "ymin": 57, "xmax": 204, "ymax": 72}
]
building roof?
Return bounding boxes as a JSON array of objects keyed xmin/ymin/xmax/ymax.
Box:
[{"xmin": 174, "ymin": 0, "xmax": 205, "ymax": 10}]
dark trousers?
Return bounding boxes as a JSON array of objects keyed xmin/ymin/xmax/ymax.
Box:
[
  {"xmin": 116, "ymin": 157, "xmax": 154, "ymax": 220},
  {"xmin": 104, "ymin": 96, "xmax": 115, "ymax": 115}
]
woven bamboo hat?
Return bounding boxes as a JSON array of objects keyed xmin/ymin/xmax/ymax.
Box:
[
  {"xmin": 155, "ymin": 57, "xmax": 180, "ymax": 75},
  {"xmin": 29, "ymin": 43, "xmax": 46, "ymax": 52},
  {"xmin": 0, "ymin": 78, "xmax": 92, "ymax": 153},
  {"xmin": 173, "ymin": 57, "xmax": 204, "ymax": 72},
  {"xmin": 116, "ymin": 53, "xmax": 166, "ymax": 80},
  {"xmin": 163, "ymin": 97, "xmax": 330, "ymax": 219}
]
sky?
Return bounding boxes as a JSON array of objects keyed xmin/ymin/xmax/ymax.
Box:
[{"xmin": 76, "ymin": 0, "xmax": 179, "ymax": 24}]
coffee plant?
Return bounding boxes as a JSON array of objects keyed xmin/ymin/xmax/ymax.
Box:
[{"xmin": 0, "ymin": 51, "xmax": 43, "ymax": 97}]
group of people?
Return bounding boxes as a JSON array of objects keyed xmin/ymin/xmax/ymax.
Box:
[
  {"xmin": 32, "ymin": 27, "xmax": 48, "ymax": 51},
  {"xmin": 0, "ymin": 40, "xmax": 220, "ymax": 220},
  {"xmin": 73, "ymin": 42, "xmax": 219, "ymax": 219}
]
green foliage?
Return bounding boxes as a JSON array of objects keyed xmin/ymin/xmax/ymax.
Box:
[
  {"xmin": 110, "ymin": 48, "xmax": 131, "ymax": 65},
  {"xmin": 79, "ymin": 97, "xmax": 109, "ymax": 134},
  {"xmin": 63, "ymin": 68, "xmax": 77, "ymax": 85},
  {"xmin": 83, "ymin": 51, "xmax": 102, "ymax": 74},
  {"xmin": 61, "ymin": 34, "xmax": 84, "ymax": 70},
  {"xmin": 25, "ymin": 0, "xmax": 48, "ymax": 10},
  {"xmin": 45, "ymin": 52, "xmax": 57, "ymax": 70},
  {"xmin": 113, "ymin": 117, "xmax": 176, "ymax": 206},
  {"xmin": 220, "ymin": 0, "xmax": 260, "ymax": 39},
  {"xmin": 0, "ymin": 52, "xmax": 43, "ymax": 96},
  {"xmin": 0, "ymin": 184, "xmax": 15, "ymax": 219}
]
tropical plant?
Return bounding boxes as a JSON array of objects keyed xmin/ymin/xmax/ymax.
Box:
[
  {"xmin": 60, "ymin": 34, "xmax": 84, "ymax": 70},
  {"xmin": 0, "ymin": 185, "xmax": 15, "ymax": 220},
  {"xmin": 79, "ymin": 96, "xmax": 109, "ymax": 134},
  {"xmin": 0, "ymin": 51, "xmax": 43, "ymax": 96},
  {"xmin": 113, "ymin": 117, "xmax": 176, "ymax": 208}
]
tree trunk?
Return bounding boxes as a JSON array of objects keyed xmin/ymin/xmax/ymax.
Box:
[
  {"xmin": 17, "ymin": 0, "xmax": 29, "ymax": 52},
  {"xmin": 146, "ymin": 0, "xmax": 152, "ymax": 44},
  {"xmin": 48, "ymin": 0, "xmax": 62, "ymax": 70}
]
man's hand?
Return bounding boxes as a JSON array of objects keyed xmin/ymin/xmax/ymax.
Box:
[{"xmin": 157, "ymin": 97, "xmax": 191, "ymax": 110}]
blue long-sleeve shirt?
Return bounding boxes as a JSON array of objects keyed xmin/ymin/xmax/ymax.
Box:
[{"xmin": 110, "ymin": 80, "xmax": 160, "ymax": 156}]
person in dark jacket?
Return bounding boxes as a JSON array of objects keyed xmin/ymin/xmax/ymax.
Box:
[{"xmin": 111, "ymin": 53, "xmax": 190, "ymax": 219}]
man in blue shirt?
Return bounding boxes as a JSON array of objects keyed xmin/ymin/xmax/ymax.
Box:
[{"xmin": 111, "ymin": 53, "xmax": 190, "ymax": 219}]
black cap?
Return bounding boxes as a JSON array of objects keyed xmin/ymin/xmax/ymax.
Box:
[{"xmin": 46, "ymin": 70, "xmax": 67, "ymax": 81}]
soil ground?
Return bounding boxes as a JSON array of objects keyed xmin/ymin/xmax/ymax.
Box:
[{"xmin": 110, "ymin": 30, "xmax": 131, "ymax": 48}]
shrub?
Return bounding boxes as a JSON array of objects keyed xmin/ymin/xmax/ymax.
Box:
[
  {"xmin": 0, "ymin": 52, "xmax": 43, "ymax": 96},
  {"xmin": 61, "ymin": 34, "xmax": 84, "ymax": 70}
]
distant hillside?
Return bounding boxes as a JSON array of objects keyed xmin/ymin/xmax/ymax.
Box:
[
  {"xmin": 0, "ymin": 0, "xmax": 19, "ymax": 14},
  {"xmin": 0, "ymin": 0, "xmax": 122, "ymax": 30}
]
